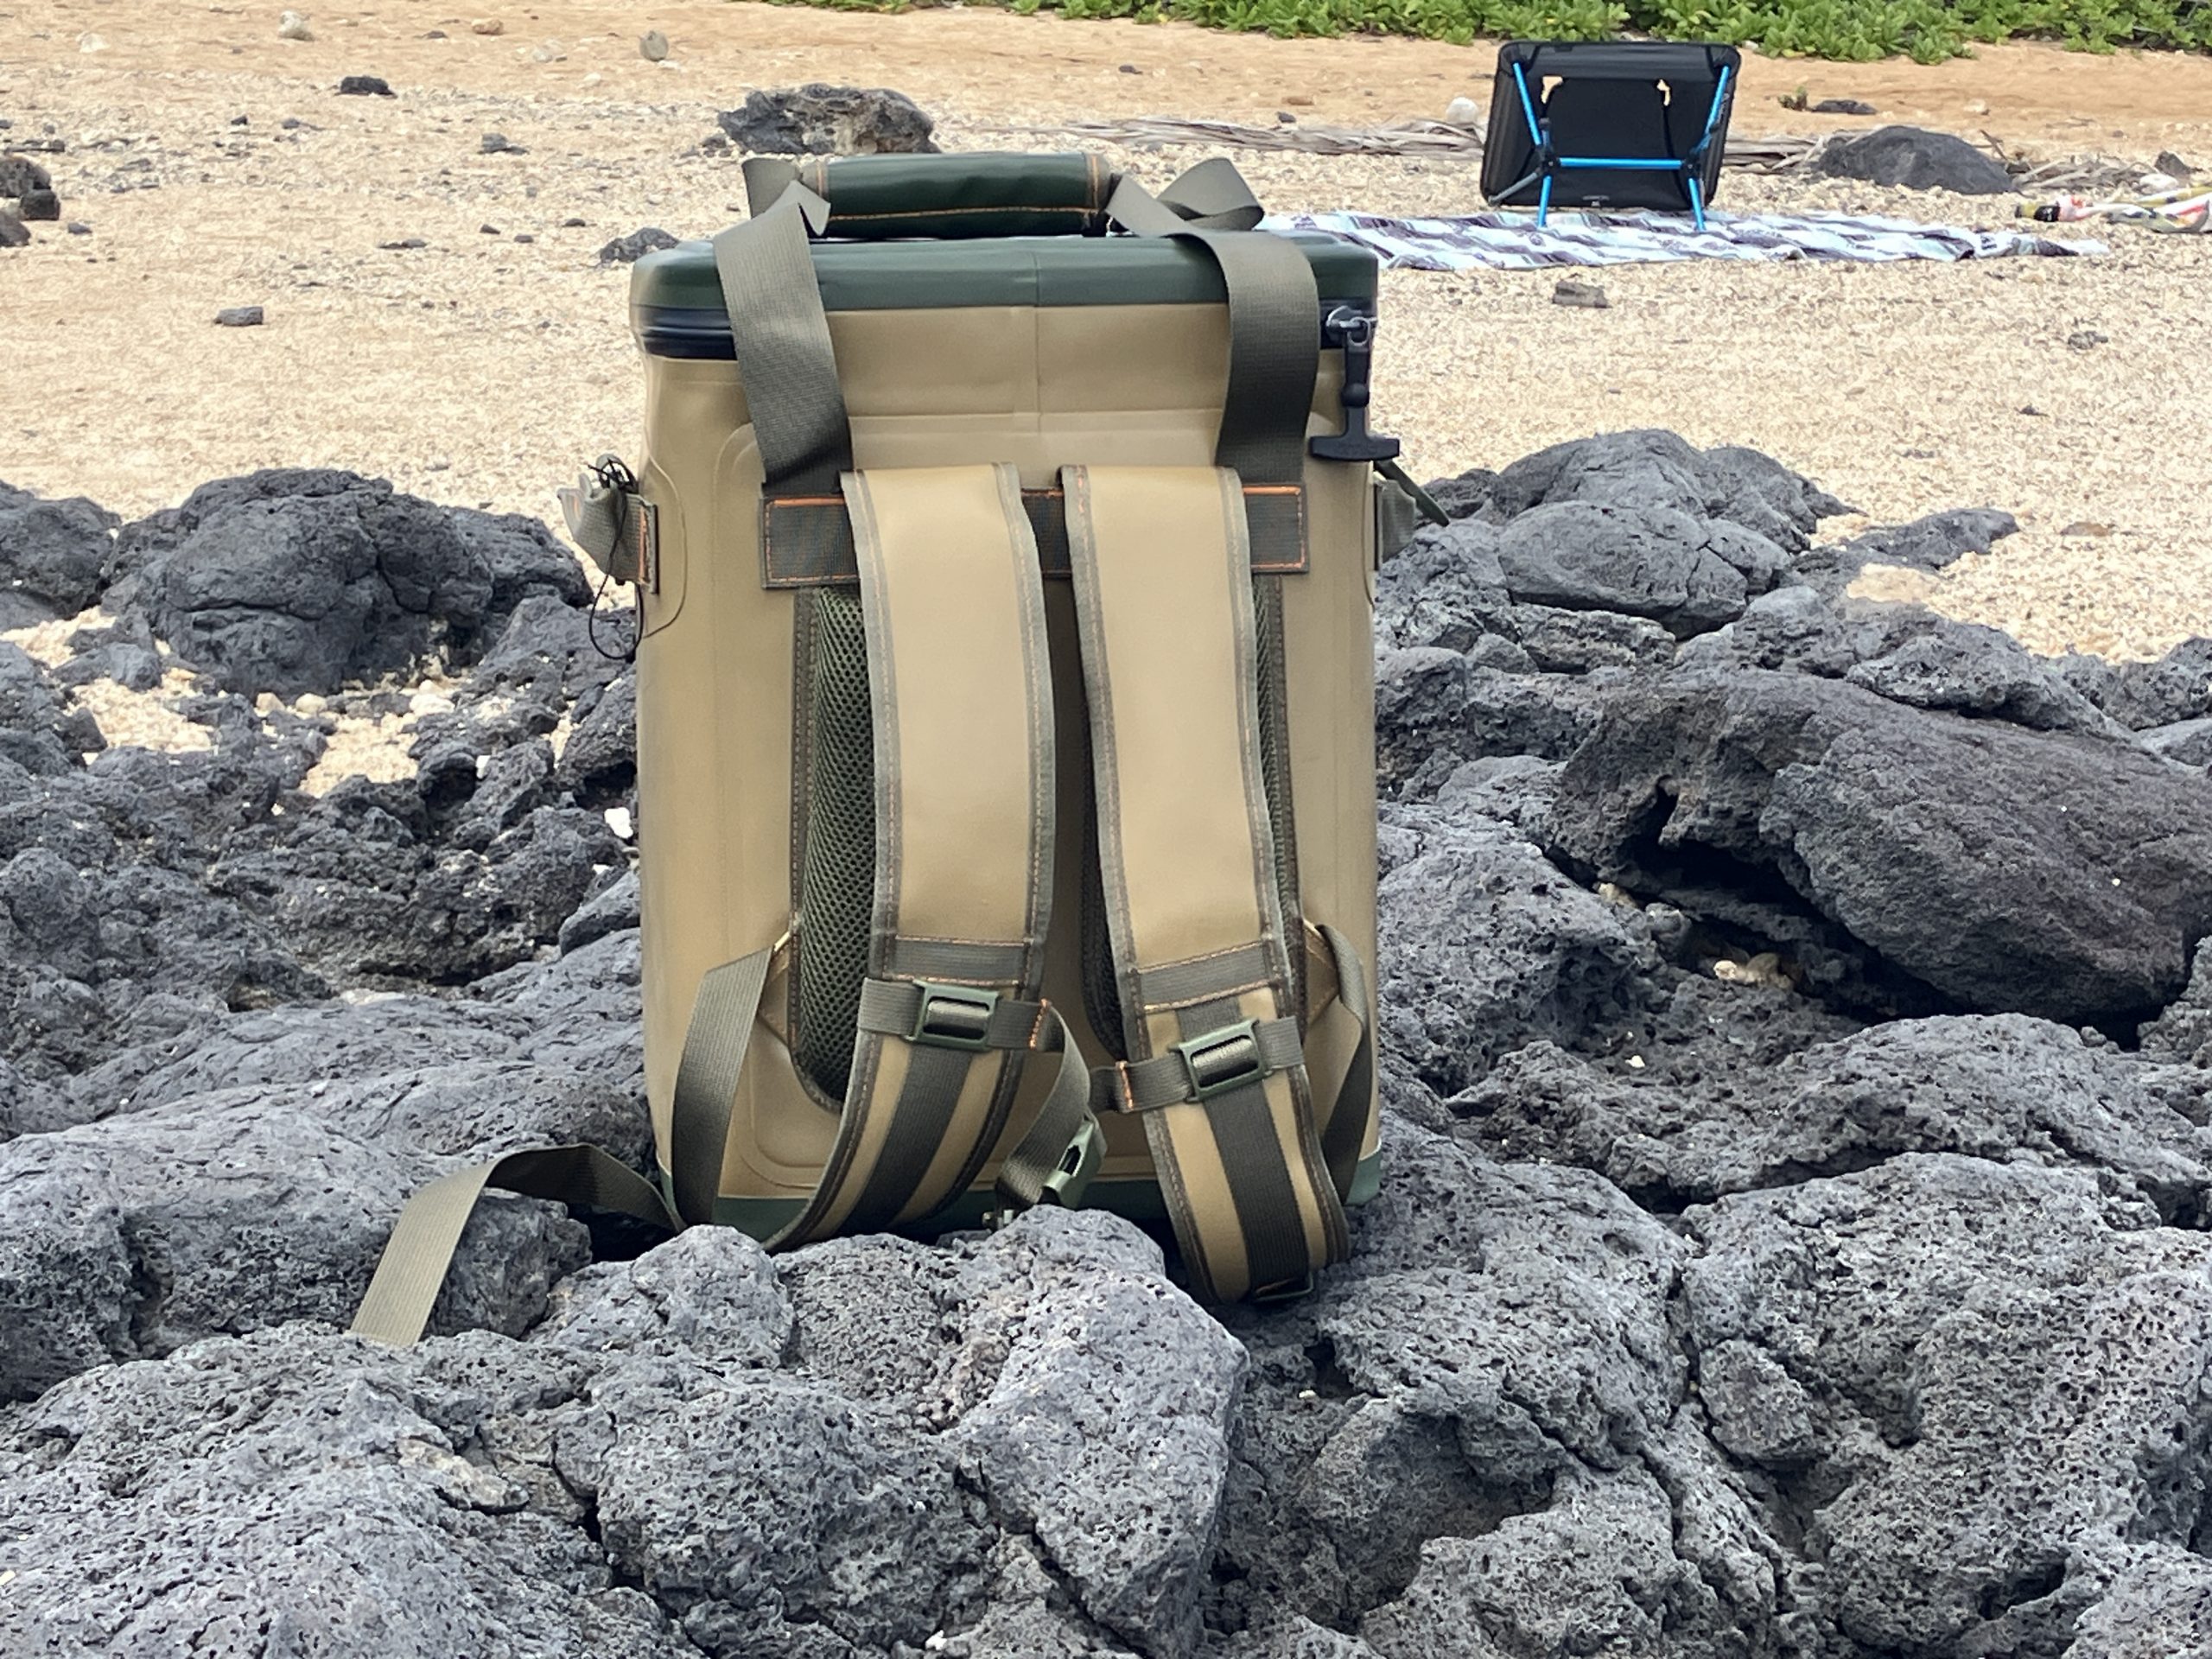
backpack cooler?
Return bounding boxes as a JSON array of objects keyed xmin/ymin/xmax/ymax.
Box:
[{"xmin": 353, "ymin": 154, "xmax": 1434, "ymax": 1343}]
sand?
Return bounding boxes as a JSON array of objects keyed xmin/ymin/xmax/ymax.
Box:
[{"xmin": 3, "ymin": 0, "xmax": 2209, "ymax": 660}]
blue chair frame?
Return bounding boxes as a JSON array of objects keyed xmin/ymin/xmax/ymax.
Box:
[{"xmin": 1501, "ymin": 54, "xmax": 1735, "ymax": 231}]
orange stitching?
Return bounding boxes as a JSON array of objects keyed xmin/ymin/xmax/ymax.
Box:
[
  {"xmin": 830, "ymin": 201, "xmax": 1100, "ymax": 225},
  {"xmin": 1142, "ymin": 980, "xmax": 1274, "ymax": 1014}
]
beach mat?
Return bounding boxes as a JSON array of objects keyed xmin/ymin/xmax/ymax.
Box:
[{"xmin": 1263, "ymin": 208, "xmax": 2099, "ymax": 270}]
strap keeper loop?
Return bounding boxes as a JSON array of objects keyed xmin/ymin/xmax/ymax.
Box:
[
  {"xmin": 908, "ymin": 982, "xmax": 1000, "ymax": 1051},
  {"xmin": 1172, "ymin": 1018, "xmax": 1268, "ymax": 1103}
]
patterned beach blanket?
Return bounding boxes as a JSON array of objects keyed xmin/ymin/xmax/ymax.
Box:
[{"xmin": 1263, "ymin": 208, "xmax": 2100, "ymax": 271}]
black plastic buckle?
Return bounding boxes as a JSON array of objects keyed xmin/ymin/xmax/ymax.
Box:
[
  {"xmin": 909, "ymin": 982, "xmax": 999, "ymax": 1051},
  {"xmin": 1310, "ymin": 303, "xmax": 1402, "ymax": 464},
  {"xmin": 1172, "ymin": 1020, "xmax": 1268, "ymax": 1103}
]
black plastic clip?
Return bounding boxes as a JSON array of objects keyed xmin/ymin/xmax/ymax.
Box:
[{"xmin": 1310, "ymin": 305, "xmax": 1402, "ymax": 464}]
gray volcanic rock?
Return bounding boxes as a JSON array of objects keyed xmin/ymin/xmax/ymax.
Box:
[
  {"xmin": 0, "ymin": 1326, "xmax": 690, "ymax": 1659},
  {"xmin": 1792, "ymin": 505, "xmax": 2018, "ymax": 590},
  {"xmin": 1477, "ymin": 428, "xmax": 1850, "ymax": 554},
  {"xmin": 1494, "ymin": 502, "xmax": 1757, "ymax": 638},
  {"xmin": 2070, "ymin": 1549, "xmax": 2212, "ymax": 1658},
  {"xmin": 1454, "ymin": 1014, "xmax": 2212, "ymax": 1218},
  {"xmin": 1374, "ymin": 647, "xmax": 1608, "ymax": 798},
  {"xmin": 108, "ymin": 469, "xmax": 586, "ymax": 696},
  {"xmin": 1818, "ymin": 124, "xmax": 2017, "ymax": 194},
  {"xmin": 0, "ymin": 643, "xmax": 101, "ymax": 774},
  {"xmin": 1683, "ymin": 584, "xmax": 2119, "ymax": 734},
  {"xmin": 9, "ymin": 434, "xmax": 2212, "ymax": 1659},
  {"xmin": 0, "ymin": 480, "xmax": 116, "ymax": 626},
  {"xmin": 0, "ymin": 152, "xmax": 52, "ymax": 200},
  {"xmin": 597, "ymin": 225, "xmax": 677, "ymax": 264},
  {"xmin": 2093, "ymin": 635, "xmax": 2212, "ymax": 731},
  {"xmin": 1681, "ymin": 1154, "xmax": 2212, "ymax": 1656},
  {"xmin": 717, "ymin": 83, "xmax": 938, "ymax": 156},
  {"xmin": 1544, "ymin": 668, "xmax": 2212, "ymax": 1026},
  {"xmin": 0, "ymin": 1051, "xmax": 650, "ymax": 1399},
  {"xmin": 1378, "ymin": 789, "xmax": 1659, "ymax": 1096},
  {"xmin": 1212, "ymin": 1124, "xmax": 1785, "ymax": 1656},
  {"xmin": 0, "ymin": 1211, "xmax": 1240, "ymax": 1658}
]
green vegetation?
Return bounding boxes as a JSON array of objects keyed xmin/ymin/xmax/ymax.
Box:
[{"xmin": 771, "ymin": 0, "xmax": 2211, "ymax": 62}]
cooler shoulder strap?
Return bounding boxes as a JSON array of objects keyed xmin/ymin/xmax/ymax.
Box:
[
  {"xmin": 738, "ymin": 462, "xmax": 1090, "ymax": 1245},
  {"xmin": 1063, "ymin": 463, "xmax": 1351, "ymax": 1301}
]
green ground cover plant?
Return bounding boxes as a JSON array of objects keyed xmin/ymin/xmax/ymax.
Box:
[{"xmin": 768, "ymin": 0, "xmax": 2211, "ymax": 62}]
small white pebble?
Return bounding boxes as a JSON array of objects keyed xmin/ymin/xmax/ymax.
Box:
[{"xmin": 605, "ymin": 806, "xmax": 634, "ymax": 840}]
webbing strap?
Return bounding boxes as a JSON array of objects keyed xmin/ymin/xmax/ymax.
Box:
[
  {"xmin": 350, "ymin": 1144, "xmax": 677, "ymax": 1345},
  {"xmin": 1314, "ymin": 923, "xmax": 1375, "ymax": 1202},
  {"xmin": 710, "ymin": 181, "xmax": 850, "ymax": 500},
  {"xmin": 1063, "ymin": 462, "xmax": 1349, "ymax": 1302},
  {"xmin": 667, "ymin": 947, "xmax": 778, "ymax": 1226},
  {"xmin": 993, "ymin": 1005, "xmax": 1101, "ymax": 1210},
  {"xmin": 1106, "ymin": 170, "xmax": 1320, "ymax": 508}
]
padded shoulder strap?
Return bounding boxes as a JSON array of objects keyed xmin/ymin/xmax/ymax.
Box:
[
  {"xmin": 1063, "ymin": 463, "xmax": 1350, "ymax": 1301},
  {"xmin": 762, "ymin": 462, "xmax": 1090, "ymax": 1244}
]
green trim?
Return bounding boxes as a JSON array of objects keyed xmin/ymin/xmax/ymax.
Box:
[
  {"xmin": 632, "ymin": 232, "xmax": 1376, "ymax": 357},
  {"xmin": 1347, "ymin": 1144, "xmax": 1382, "ymax": 1207},
  {"xmin": 657, "ymin": 1147, "xmax": 1380, "ymax": 1241}
]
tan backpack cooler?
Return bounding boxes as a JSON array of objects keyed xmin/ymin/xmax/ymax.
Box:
[{"xmin": 353, "ymin": 154, "xmax": 1436, "ymax": 1343}]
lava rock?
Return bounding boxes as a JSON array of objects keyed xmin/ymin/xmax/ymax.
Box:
[
  {"xmin": 1419, "ymin": 467, "xmax": 1497, "ymax": 521},
  {"xmin": 16, "ymin": 188, "xmax": 58, "ymax": 221},
  {"xmin": 715, "ymin": 84, "xmax": 939, "ymax": 156},
  {"xmin": 1459, "ymin": 1013, "xmax": 2212, "ymax": 1219},
  {"xmin": 337, "ymin": 74, "xmax": 395, "ymax": 97},
  {"xmin": 1493, "ymin": 502, "xmax": 1756, "ymax": 638},
  {"xmin": 1817, "ymin": 124, "xmax": 2016, "ymax": 194},
  {"xmin": 2142, "ymin": 716, "xmax": 2212, "ymax": 768},
  {"xmin": 213, "ymin": 305, "xmax": 264, "ymax": 327},
  {"xmin": 0, "ymin": 644, "xmax": 97, "ymax": 774},
  {"xmin": 1378, "ymin": 788, "xmax": 1660, "ymax": 1096},
  {"xmin": 1478, "ymin": 429, "xmax": 1850, "ymax": 555},
  {"xmin": 1550, "ymin": 277, "xmax": 1608, "ymax": 309},
  {"xmin": 0, "ymin": 479, "xmax": 117, "ymax": 626},
  {"xmin": 1545, "ymin": 668, "xmax": 2212, "ymax": 1026},
  {"xmin": 596, "ymin": 226, "xmax": 677, "ymax": 264},
  {"xmin": 0, "ymin": 1079, "xmax": 599, "ymax": 1400},
  {"xmin": 0, "ymin": 153, "xmax": 52, "ymax": 199},
  {"xmin": 556, "ymin": 868, "xmax": 638, "ymax": 955},
  {"xmin": 0, "ymin": 213, "xmax": 27, "ymax": 249},
  {"xmin": 2091, "ymin": 636, "xmax": 2212, "ymax": 731},
  {"xmin": 1794, "ymin": 505, "xmax": 2018, "ymax": 590},
  {"xmin": 1681, "ymin": 1154, "xmax": 2212, "ymax": 1656},
  {"xmin": 111, "ymin": 469, "xmax": 586, "ymax": 697},
  {"xmin": 480, "ymin": 130, "xmax": 524, "ymax": 155}
]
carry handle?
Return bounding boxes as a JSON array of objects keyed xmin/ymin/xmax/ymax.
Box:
[{"xmin": 741, "ymin": 152, "xmax": 1264, "ymax": 242}]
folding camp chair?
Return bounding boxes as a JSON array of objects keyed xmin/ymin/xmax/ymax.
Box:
[{"xmin": 1480, "ymin": 41, "xmax": 1741, "ymax": 231}]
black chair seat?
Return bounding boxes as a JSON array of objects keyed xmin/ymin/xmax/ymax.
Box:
[{"xmin": 1481, "ymin": 41, "xmax": 1742, "ymax": 226}]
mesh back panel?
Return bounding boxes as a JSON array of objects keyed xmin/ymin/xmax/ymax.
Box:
[
  {"xmin": 794, "ymin": 588, "xmax": 876, "ymax": 1101},
  {"xmin": 1079, "ymin": 714, "xmax": 1128, "ymax": 1061},
  {"xmin": 1253, "ymin": 575, "xmax": 1306, "ymax": 1020}
]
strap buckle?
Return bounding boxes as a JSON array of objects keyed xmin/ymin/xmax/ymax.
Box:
[
  {"xmin": 908, "ymin": 982, "xmax": 999, "ymax": 1051},
  {"xmin": 1040, "ymin": 1114, "xmax": 1103, "ymax": 1208},
  {"xmin": 1172, "ymin": 1019, "xmax": 1268, "ymax": 1103}
]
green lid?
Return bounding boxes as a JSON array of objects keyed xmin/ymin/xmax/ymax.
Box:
[{"xmin": 631, "ymin": 232, "xmax": 1378, "ymax": 359}]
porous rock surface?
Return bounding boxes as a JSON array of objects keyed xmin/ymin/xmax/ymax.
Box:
[
  {"xmin": 716, "ymin": 84, "xmax": 939, "ymax": 156},
  {"xmin": 3, "ymin": 431, "xmax": 2212, "ymax": 1657}
]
